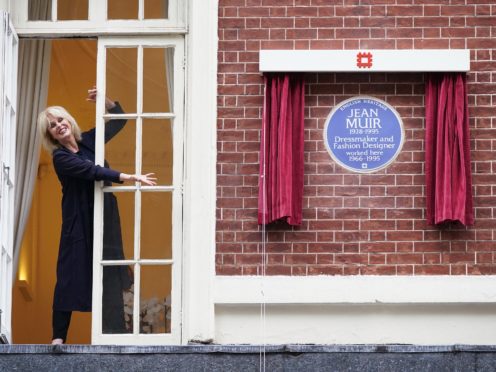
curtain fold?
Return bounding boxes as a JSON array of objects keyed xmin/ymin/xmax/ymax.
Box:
[
  {"xmin": 425, "ymin": 73, "xmax": 474, "ymax": 226},
  {"xmin": 258, "ymin": 73, "xmax": 305, "ymax": 226},
  {"xmin": 13, "ymin": 39, "xmax": 52, "ymax": 278}
]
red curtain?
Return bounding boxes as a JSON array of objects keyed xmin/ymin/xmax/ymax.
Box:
[
  {"xmin": 425, "ymin": 73, "xmax": 474, "ymax": 226},
  {"xmin": 258, "ymin": 73, "xmax": 305, "ymax": 225}
]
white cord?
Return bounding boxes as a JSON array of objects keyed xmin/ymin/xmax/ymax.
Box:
[{"xmin": 259, "ymin": 76, "xmax": 268, "ymax": 372}]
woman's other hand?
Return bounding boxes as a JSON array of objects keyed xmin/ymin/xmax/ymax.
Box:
[{"xmin": 86, "ymin": 86, "xmax": 116, "ymax": 111}]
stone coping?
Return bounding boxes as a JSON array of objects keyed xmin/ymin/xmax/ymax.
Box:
[{"xmin": 1, "ymin": 344, "xmax": 496, "ymax": 354}]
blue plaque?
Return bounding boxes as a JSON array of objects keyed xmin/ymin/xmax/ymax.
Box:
[{"xmin": 323, "ymin": 96, "xmax": 404, "ymax": 173}]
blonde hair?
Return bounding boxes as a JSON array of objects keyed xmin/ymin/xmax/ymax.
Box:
[{"xmin": 37, "ymin": 106, "xmax": 82, "ymax": 152}]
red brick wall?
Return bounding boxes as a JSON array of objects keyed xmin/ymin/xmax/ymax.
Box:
[{"xmin": 216, "ymin": 1, "xmax": 496, "ymax": 276}]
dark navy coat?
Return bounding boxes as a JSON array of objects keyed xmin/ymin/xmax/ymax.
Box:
[{"xmin": 52, "ymin": 103, "xmax": 130, "ymax": 318}]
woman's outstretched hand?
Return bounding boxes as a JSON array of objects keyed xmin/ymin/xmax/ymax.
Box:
[
  {"xmin": 134, "ymin": 173, "xmax": 157, "ymax": 186},
  {"xmin": 120, "ymin": 173, "xmax": 157, "ymax": 186},
  {"xmin": 86, "ymin": 86, "xmax": 116, "ymax": 110}
]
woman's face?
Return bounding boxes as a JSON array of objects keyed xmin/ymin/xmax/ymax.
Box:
[{"xmin": 46, "ymin": 113, "xmax": 73, "ymax": 144}]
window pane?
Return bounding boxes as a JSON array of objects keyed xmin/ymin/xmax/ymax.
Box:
[
  {"xmin": 106, "ymin": 48, "xmax": 137, "ymax": 113},
  {"xmin": 144, "ymin": 0, "xmax": 169, "ymax": 19},
  {"xmin": 141, "ymin": 192, "xmax": 172, "ymax": 260},
  {"xmin": 105, "ymin": 119, "xmax": 136, "ymax": 180},
  {"xmin": 142, "ymin": 119, "xmax": 173, "ymax": 186},
  {"xmin": 140, "ymin": 265, "xmax": 171, "ymax": 334},
  {"xmin": 103, "ymin": 191, "xmax": 135, "ymax": 261},
  {"xmin": 58, "ymin": 0, "xmax": 88, "ymax": 20},
  {"xmin": 28, "ymin": 0, "xmax": 52, "ymax": 21},
  {"xmin": 143, "ymin": 47, "xmax": 173, "ymax": 113},
  {"xmin": 102, "ymin": 265, "xmax": 134, "ymax": 334},
  {"xmin": 108, "ymin": 0, "xmax": 138, "ymax": 20}
]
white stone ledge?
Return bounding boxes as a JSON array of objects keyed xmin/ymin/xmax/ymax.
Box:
[{"xmin": 214, "ymin": 276, "xmax": 496, "ymax": 305}]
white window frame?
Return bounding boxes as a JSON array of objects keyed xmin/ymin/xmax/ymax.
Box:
[
  {"xmin": 11, "ymin": 0, "xmax": 186, "ymax": 35},
  {"xmin": 92, "ymin": 35, "xmax": 185, "ymax": 345},
  {"xmin": 3, "ymin": 0, "xmax": 218, "ymax": 345},
  {"xmin": 0, "ymin": 10, "xmax": 18, "ymax": 344}
]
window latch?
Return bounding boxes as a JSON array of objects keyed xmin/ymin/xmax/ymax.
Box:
[{"xmin": 3, "ymin": 164, "xmax": 13, "ymax": 187}]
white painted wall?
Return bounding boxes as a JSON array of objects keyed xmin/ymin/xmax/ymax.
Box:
[
  {"xmin": 215, "ymin": 276, "xmax": 496, "ymax": 344},
  {"xmin": 216, "ymin": 303, "xmax": 496, "ymax": 345}
]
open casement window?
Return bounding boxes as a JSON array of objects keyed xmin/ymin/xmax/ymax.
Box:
[
  {"xmin": 13, "ymin": 0, "xmax": 185, "ymax": 34},
  {"xmin": 92, "ymin": 36, "xmax": 184, "ymax": 345},
  {"xmin": 0, "ymin": 12, "xmax": 18, "ymax": 344}
]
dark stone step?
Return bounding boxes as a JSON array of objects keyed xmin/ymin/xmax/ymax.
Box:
[{"xmin": 1, "ymin": 344, "xmax": 496, "ymax": 371}]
